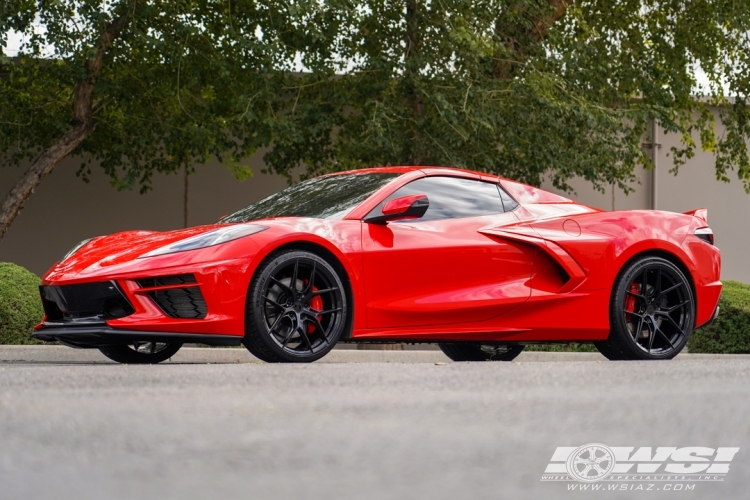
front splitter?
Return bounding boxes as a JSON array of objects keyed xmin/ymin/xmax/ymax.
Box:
[{"xmin": 33, "ymin": 325, "xmax": 243, "ymax": 347}]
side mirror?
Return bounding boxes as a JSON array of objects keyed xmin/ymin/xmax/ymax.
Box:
[{"xmin": 365, "ymin": 194, "xmax": 429, "ymax": 224}]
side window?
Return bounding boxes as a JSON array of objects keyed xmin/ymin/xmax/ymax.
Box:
[
  {"xmin": 367, "ymin": 176, "xmax": 507, "ymax": 222},
  {"xmin": 498, "ymin": 185, "xmax": 519, "ymax": 212}
]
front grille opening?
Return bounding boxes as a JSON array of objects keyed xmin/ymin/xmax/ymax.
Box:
[
  {"xmin": 40, "ymin": 294, "xmax": 65, "ymax": 322},
  {"xmin": 39, "ymin": 282, "xmax": 135, "ymax": 322},
  {"xmin": 137, "ymin": 274, "xmax": 197, "ymax": 288},
  {"xmin": 148, "ymin": 287, "xmax": 207, "ymax": 319}
]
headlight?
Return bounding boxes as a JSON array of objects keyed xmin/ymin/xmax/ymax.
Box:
[
  {"xmin": 61, "ymin": 238, "xmax": 94, "ymax": 262},
  {"xmin": 139, "ymin": 224, "xmax": 268, "ymax": 258}
]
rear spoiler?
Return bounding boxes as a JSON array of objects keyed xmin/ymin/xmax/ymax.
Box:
[{"xmin": 683, "ymin": 208, "xmax": 708, "ymax": 224}]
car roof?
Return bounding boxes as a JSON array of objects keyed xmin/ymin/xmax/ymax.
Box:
[
  {"xmin": 325, "ymin": 166, "xmax": 574, "ymax": 205},
  {"xmin": 324, "ymin": 166, "xmax": 503, "ymax": 181}
]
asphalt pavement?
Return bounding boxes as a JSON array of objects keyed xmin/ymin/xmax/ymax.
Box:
[{"xmin": 1, "ymin": 347, "xmax": 749, "ymax": 500}]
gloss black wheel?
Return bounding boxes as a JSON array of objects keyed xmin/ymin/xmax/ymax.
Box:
[
  {"xmin": 244, "ymin": 250, "xmax": 348, "ymax": 363},
  {"xmin": 595, "ymin": 256, "xmax": 694, "ymax": 360},
  {"xmin": 98, "ymin": 342, "xmax": 182, "ymax": 364},
  {"xmin": 438, "ymin": 343, "xmax": 524, "ymax": 362}
]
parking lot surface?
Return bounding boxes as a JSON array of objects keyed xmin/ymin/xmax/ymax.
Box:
[{"xmin": 1, "ymin": 347, "xmax": 748, "ymax": 499}]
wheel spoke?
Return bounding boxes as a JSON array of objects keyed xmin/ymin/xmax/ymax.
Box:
[
  {"xmin": 150, "ymin": 342, "xmax": 156, "ymax": 354},
  {"xmin": 291, "ymin": 259, "xmax": 299, "ymax": 291},
  {"xmin": 661, "ymin": 314, "xmax": 686, "ymax": 336},
  {"xmin": 632, "ymin": 314, "xmax": 645, "ymax": 342},
  {"xmin": 640, "ymin": 269, "xmax": 649, "ymax": 298},
  {"xmin": 647, "ymin": 322, "xmax": 656, "ymax": 353},
  {"xmin": 268, "ymin": 311, "xmax": 291, "ymax": 335},
  {"xmin": 655, "ymin": 268, "xmax": 662, "ymax": 297},
  {"xmin": 658, "ymin": 282, "xmax": 683, "ymax": 299},
  {"xmin": 305, "ymin": 314, "xmax": 329, "ymax": 341},
  {"xmin": 660, "ymin": 300, "xmax": 690, "ymax": 314},
  {"xmin": 264, "ymin": 296, "xmax": 284, "ymax": 310},
  {"xmin": 625, "ymin": 289, "xmax": 645, "ymax": 299},
  {"xmin": 280, "ymin": 326, "xmax": 297, "ymax": 348},
  {"xmin": 312, "ymin": 287, "xmax": 338, "ymax": 296},
  {"xmin": 311, "ymin": 307, "xmax": 342, "ymax": 316},
  {"xmin": 269, "ymin": 276, "xmax": 294, "ymax": 294},
  {"xmin": 305, "ymin": 261, "xmax": 317, "ymax": 294},
  {"xmin": 298, "ymin": 325, "xmax": 314, "ymax": 354},
  {"xmin": 655, "ymin": 325, "xmax": 676, "ymax": 349}
]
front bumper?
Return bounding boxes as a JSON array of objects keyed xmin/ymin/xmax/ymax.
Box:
[{"xmin": 32, "ymin": 325, "xmax": 243, "ymax": 348}]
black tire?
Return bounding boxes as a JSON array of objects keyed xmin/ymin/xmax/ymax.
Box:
[
  {"xmin": 244, "ymin": 250, "xmax": 349, "ymax": 363},
  {"xmin": 98, "ymin": 342, "xmax": 182, "ymax": 364},
  {"xmin": 595, "ymin": 256, "xmax": 695, "ymax": 360},
  {"xmin": 438, "ymin": 343, "xmax": 524, "ymax": 362}
]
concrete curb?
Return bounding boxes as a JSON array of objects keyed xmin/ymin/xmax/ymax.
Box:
[{"xmin": 2, "ymin": 345, "xmax": 750, "ymax": 364}]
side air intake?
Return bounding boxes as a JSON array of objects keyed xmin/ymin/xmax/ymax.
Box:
[{"xmin": 136, "ymin": 274, "xmax": 207, "ymax": 319}]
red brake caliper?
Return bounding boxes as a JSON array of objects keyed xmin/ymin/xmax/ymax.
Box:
[
  {"xmin": 624, "ymin": 282, "xmax": 639, "ymax": 322},
  {"xmin": 307, "ymin": 284, "xmax": 323, "ymax": 334}
]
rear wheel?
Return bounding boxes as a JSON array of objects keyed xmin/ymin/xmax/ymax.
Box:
[
  {"xmin": 438, "ymin": 343, "xmax": 524, "ymax": 362},
  {"xmin": 244, "ymin": 250, "xmax": 349, "ymax": 363},
  {"xmin": 98, "ymin": 342, "xmax": 182, "ymax": 364},
  {"xmin": 595, "ymin": 256, "xmax": 694, "ymax": 360}
]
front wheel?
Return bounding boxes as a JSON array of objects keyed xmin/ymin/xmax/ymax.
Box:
[
  {"xmin": 244, "ymin": 250, "xmax": 349, "ymax": 363},
  {"xmin": 438, "ymin": 343, "xmax": 524, "ymax": 362},
  {"xmin": 99, "ymin": 342, "xmax": 182, "ymax": 364},
  {"xmin": 595, "ymin": 256, "xmax": 695, "ymax": 360}
]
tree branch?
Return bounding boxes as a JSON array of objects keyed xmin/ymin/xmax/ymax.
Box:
[
  {"xmin": 493, "ymin": 0, "xmax": 571, "ymax": 79},
  {"xmin": 0, "ymin": 12, "xmax": 132, "ymax": 243}
]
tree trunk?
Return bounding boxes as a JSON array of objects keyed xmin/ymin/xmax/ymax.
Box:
[
  {"xmin": 0, "ymin": 13, "xmax": 131, "ymax": 244},
  {"xmin": 0, "ymin": 127, "xmax": 91, "ymax": 242},
  {"xmin": 404, "ymin": 0, "xmax": 425, "ymax": 165},
  {"xmin": 493, "ymin": 0, "xmax": 571, "ymax": 79}
]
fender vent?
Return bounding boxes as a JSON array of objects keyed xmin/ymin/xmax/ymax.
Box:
[{"xmin": 557, "ymin": 266, "xmax": 570, "ymax": 284}]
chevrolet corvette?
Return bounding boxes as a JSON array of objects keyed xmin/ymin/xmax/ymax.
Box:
[{"xmin": 33, "ymin": 167, "xmax": 721, "ymax": 363}]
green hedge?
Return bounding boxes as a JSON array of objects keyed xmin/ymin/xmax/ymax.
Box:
[
  {"xmin": 0, "ymin": 262, "xmax": 44, "ymax": 345},
  {"xmin": 525, "ymin": 343, "xmax": 599, "ymax": 352},
  {"xmin": 687, "ymin": 280, "xmax": 750, "ymax": 354}
]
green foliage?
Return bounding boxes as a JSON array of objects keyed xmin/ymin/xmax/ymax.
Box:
[
  {"xmin": 0, "ymin": 262, "xmax": 44, "ymax": 345},
  {"xmin": 525, "ymin": 343, "xmax": 599, "ymax": 353},
  {"xmin": 2, "ymin": 1, "xmax": 750, "ymax": 195},
  {"xmin": 688, "ymin": 281, "xmax": 750, "ymax": 354},
  {"xmin": 0, "ymin": 0, "xmax": 327, "ymax": 190}
]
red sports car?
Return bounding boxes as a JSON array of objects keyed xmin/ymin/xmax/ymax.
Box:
[{"xmin": 34, "ymin": 167, "xmax": 721, "ymax": 363}]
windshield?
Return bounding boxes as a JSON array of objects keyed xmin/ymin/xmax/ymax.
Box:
[{"xmin": 220, "ymin": 172, "xmax": 401, "ymax": 222}]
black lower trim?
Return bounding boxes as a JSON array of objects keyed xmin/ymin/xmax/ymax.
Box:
[
  {"xmin": 697, "ymin": 305, "xmax": 720, "ymax": 329},
  {"xmin": 32, "ymin": 325, "xmax": 242, "ymax": 347}
]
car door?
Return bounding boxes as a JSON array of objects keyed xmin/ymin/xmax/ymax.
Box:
[{"xmin": 361, "ymin": 175, "xmax": 534, "ymax": 329}]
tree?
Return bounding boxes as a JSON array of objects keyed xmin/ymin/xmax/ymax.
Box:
[
  {"xmin": 268, "ymin": 0, "xmax": 750, "ymax": 193},
  {"xmin": 2, "ymin": 1, "xmax": 750, "ymax": 243},
  {"xmin": 0, "ymin": 0, "xmax": 335, "ymax": 241}
]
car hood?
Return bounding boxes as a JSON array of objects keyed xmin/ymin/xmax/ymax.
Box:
[{"xmin": 44, "ymin": 224, "xmax": 229, "ymax": 282}]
